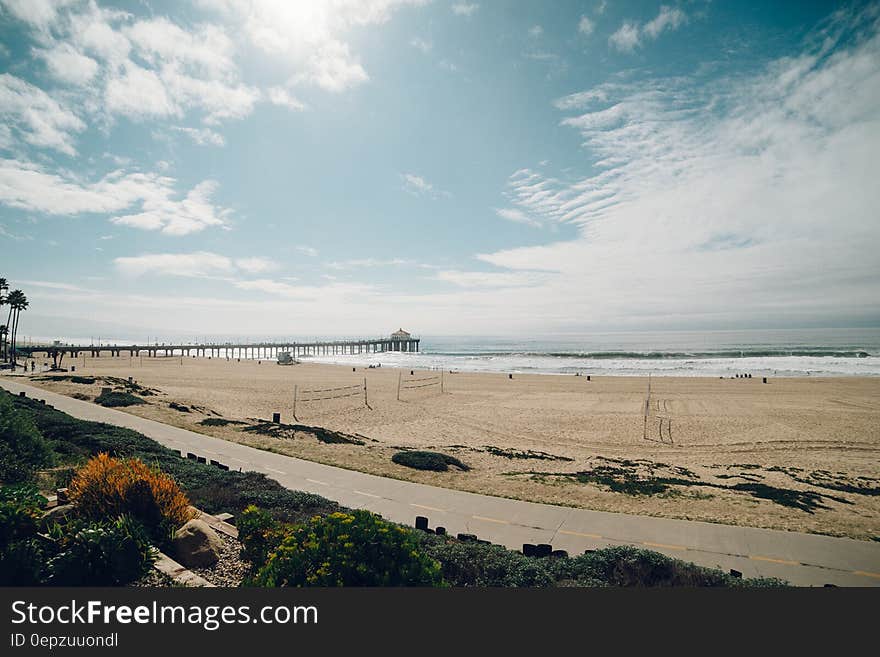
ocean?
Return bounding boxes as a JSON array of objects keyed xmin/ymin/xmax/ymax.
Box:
[{"xmin": 302, "ymin": 328, "xmax": 880, "ymax": 377}]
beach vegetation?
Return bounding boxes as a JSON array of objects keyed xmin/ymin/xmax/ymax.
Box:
[
  {"xmin": 248, "ymin": 510, "xmax": 444, "ymax": 587},
  {"xmin": 95, "ymin": 390, "xmax": 146, "ymax": 407},
  {"xmin": 392, "ymin": 450, "xmax": 469, "ymax": 472},
  {"xmin": 199, "ymin": 417, "xmax": 246, "ymax": 427},
  {"xmin": 68, "ymin": 453, "xmax": 194, "ymax": 543},
  {"xmin": 484, "ymin": 446, "xmax": 574, "ymax": 462},
  {"xmin": 0, "ymin": 394, "xmax": 54, "ymax": 484}
]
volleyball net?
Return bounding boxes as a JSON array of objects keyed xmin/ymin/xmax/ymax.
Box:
[{"xmin": 293, "ymin": 379, "xmax": 371, "ymax": 419}]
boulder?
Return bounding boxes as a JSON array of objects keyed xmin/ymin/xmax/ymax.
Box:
[
  {"xmin": 42, "ymin": 504, "xmax": 75, "ymax": 525},
  {"xmin": 172, "ymin": 519, "xmax": 222, "ymax": 568}
]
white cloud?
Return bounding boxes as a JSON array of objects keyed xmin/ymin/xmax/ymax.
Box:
[
  {"xmin": 267, "ymin": 86, "xmax": 305, "ymax": 111},
  {"xmin": 0, "ymin": 74, "xmax": 86, "ymax": 155},
  {"xmin": 124, "ymin": 17, "xmax": 236, "ymax": 78},
  {"xmin": 200, "ymin": 0, "xmax": 425, "ymax": 93},
  {"xmin": 644, "ymin": 6, "xmax": 687, "ymax": 40},
  {"xmin": 115, "ymin": 252, "xmax": 235, "ymax": 278},
  {"xmin": 435, "ymin": 270, "xmax": 550, "ymax": 288},
  {"xmin": 115, "ymin": 252, "xmax": 278, "ymax": 278},
  {"xmin": 234, "ymin": 278, "xmax": 375, "ymax": 300},
  {"xmin": 494, "ymin": 207, "xmax": 542, "ymax": 228},
  {"xmin": 0, "ymin": 159, "xmax": 232, "ymax": 235},
  {"xmin": 0, "ymin": 0, "xmax": 72, "ymax": 30},
  {"xmin": 451, "ymin": 3, "xmax": 479, "ymax": 17},
  {"xmin": 104, "ymin": 62, "xmax": 179, "ymax": 119},
  {"xmin": 401, "ymin": 172, "xmax": 448, "ymax": 199},
  {"xmin": 609, "ymin": 21, "xmax": 641, "ymax": 52},
  {"xmin": 110, "ymin": 179, "xmax": 230, "ymax": 236},
  {"xmin": 234, "ymin": 256, "xmax": 279, "ymax": 274},
  {"xmin": 578, "ymin": 16, "xmax": 595, "ymax": 36},
  {"xmin": 173, "ymin": 126, "xmax": 226, "ymax": 147},
  {"xmin": 36, "ymin": 43, "xmax": 99, "ymax": 85},
  {"xmin": 475, "ymin": 6, "xmax": 880, "ymax": 328},
  {"xmin": 327, "ymin": 258, "xmax": 412, "ymax": 269},
  {"xmin": 529, "ymin": 25, "xmax": 543, "ymax": 38},
  {"xmin": 610, "ymin": 6, "xmax": 688, "ymax": 52}
]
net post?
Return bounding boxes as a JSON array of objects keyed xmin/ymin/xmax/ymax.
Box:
[
  {"xmin": 293, "ymin": 384, "xmax": 298, "ymax": 421},
  {"xmin": 397, "ymin": 371, "xmax": 402, "ymax": 401},
  {"xmin": 364, "ymin": 377, "xmax": 372, "ymax": 410},
  {"xmin": 441, "ymin": 369, "xmax": 444, "ymax": 394}
]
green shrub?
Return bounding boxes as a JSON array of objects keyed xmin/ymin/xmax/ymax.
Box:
[
  {"xmin": 0, "ymin": 485, "xmax": 45, "ymax": 548},
  {"xmin": 418, "ymin": 535, "xmax": 558, "ymax": 587},
  {"xmin": 391, "ymin": 450, "xmax": 469, "ymax": 472},
  {"xmin": 251, "ymin": 510, "xmax": 444, "ymax": 587},
  {"xmin": 94, "ymin": 391, "xmax": 145, "ymax": 407},
  {"xmin": 0, "ymin": 484, "xmax": 49, "ymax": 585},
  {"xmin": 0, "ymin": 395, "xmax": 54, "ymax": 484},
  {"xmin": 557, "ymin": 545, "xmax": 785, "ymax": 587},
  {"xmin": 46, "ymin": 515, "xmax": 155, "ymax": 586},
  {"xmin": 238, "ymin": 505, "xmax": 286, "ymax": 569},
  {"xmin": 70, "ymin": 376, "xmax": 96, "ymax": 385}
]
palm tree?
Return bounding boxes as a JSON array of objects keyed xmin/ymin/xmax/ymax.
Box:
[
  {"xmin": 0, "ymin": 277, "xmax": 8, "ymax": 362},
  {"xmin": 7, "ymin": 289, "xmax": 28, "ymax": 368}
]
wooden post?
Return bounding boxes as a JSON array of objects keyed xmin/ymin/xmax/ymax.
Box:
[
  {"xmin": 363, "ymin": 377, "xmax": 371, "ymax": 410},
  {"xmin": 397, "ymin": 371, "xmax": 402, "ymax": 401},
  {"xmin": 292, "ymin": 385, "xmax": 298, "ymax": 420},
  {"xmin": 441, "ymin": 369, "xmax": 445, "ymax": 394}
]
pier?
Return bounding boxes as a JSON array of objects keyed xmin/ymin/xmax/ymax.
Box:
[{"xmin": 19, "ymin": 336, "xmax": 420, "ymax": 360}]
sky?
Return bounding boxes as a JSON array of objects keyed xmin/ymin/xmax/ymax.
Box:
[{"xmin": 0, "ymin": 0, "xmax": 878, "ymax": 342}]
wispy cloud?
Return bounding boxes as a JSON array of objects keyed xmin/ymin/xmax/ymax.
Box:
[
  {"xmin": 609, "ymin": 6, "xmax": 688, "ymax": 52},
  {"xmin": 494, "ymin": 207, "xmax": 542, "ymax": 228},
  {"xmin": 477, "ymin": 6, "xmax": 880, "ymax": 327},
  {"xmin": 114, "ymin": 252, "xmax": 278, "ymax": 278},
  {"xmin": 327, "ymin": 258, "xmax": 413, "ymax": 269},
  {"xmin": 0, "ymin": 159, "xmax": 232, "ymax": 235},
  {"xmin": 172, "ymin": 126, "xmax": 226, "ymax": 147},
  {"xmin": 0, "ymin": 74, "xmax": 86, "ymax": 155},
  {"xmin": 451, "ymin": 3, "xmax": 479, "ymax": 17},
  {"xmin": 401, "ymin": 172, "xmax": 449, "ymax": 199},
  {"xmin": 578, "ymin": 16, "xmax": 595, "ymax": 36}
]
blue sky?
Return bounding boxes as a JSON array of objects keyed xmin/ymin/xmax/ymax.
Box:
[{"xmin": 0, "ymin": 0, "xmax": 878, "ymax": 341}]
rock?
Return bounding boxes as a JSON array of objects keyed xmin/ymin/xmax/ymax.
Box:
[
  {"xmin": 42, "ymin": 504, "xmax": 75, "ymax": 525},
  {"xmin": 172, "ymin": 519, "xmax": 222, "ymax": 568}
]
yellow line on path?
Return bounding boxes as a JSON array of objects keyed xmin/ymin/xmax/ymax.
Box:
[
  {"xmin": 853, "ymin": 570, "xmax": 880, "ymax": 579},
  {"xmin": 750, "ymin": 555, "xmax": 799, "ymax": 566},
  {"xmin": 411, "ymin": 503, "xmax": 445, "ymax": 513},
  {"xmin": 306, "ymin": 478, "xmax": 329, "ymax": 486},
  {"xmin": 642, "ymin": 541, "xmax": 687, "ymax": 551},
  {"xmin": 472, "ymin": 515, "xmax": 509, "ymax": 525},
  {"xmin": 265, "ymin": 467, "xmax": 285, "ymax": 475},
  {"xmin": 353, "ymin": 490, "xmax": 380, "ymax": 498},
  {"xmin": 558, "ymin": 530, "xmax": 603, "ymax": 540}
]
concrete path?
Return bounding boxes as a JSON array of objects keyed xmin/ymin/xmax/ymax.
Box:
[{"xmin": 3, "ymin": 378, "xmax": 879, "ymax": 587}]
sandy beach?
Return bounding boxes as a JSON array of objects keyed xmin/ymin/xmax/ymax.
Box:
[{"xmin": 18, "ymin": 355, "xmax": 880, "ymax": 540}]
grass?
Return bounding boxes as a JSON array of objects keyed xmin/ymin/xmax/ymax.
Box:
[
  {"xmin": 199, "ymin": 417, "xmax": 246, "ymax": 427},
  {"xmin": 94, "ymin": 391, "xmax": 145, "ymax": 407},
  {"xmin": 241, "ymin": 421, "xmax": 365, "ymax": 445},
  {"xmin": 392, "ymin": 450, "xmax": 470, "ymax": 472},
  {"xmin": 520, "ymin": 457, "xmax": 854, "ymax": 513},
  {"xmin": 7, "ymin": 391, "xmax": 338, "ymax": 524},
  {"xmin": 484, "ymin": 446, "xmax": 573, "ymax": 462}
]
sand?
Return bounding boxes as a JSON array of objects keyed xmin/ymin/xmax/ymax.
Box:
[{"xmin": 20, "ymin": 355, "xmax": 880, "ymax": 540}]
